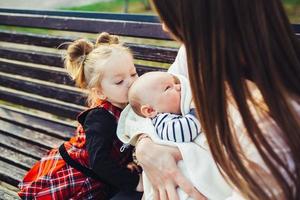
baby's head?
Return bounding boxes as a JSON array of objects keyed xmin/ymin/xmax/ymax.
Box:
[
  {"xmin": 64, "ymin": 32, "xmax": 137, "ymax": 107},
  {"xmin": 129, "ymin": 71, "xmax": 181, "ymax": 118}
]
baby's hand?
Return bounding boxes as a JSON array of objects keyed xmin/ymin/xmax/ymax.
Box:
[
  {"xmin": 190, "ymin": 100, "xmax": 196, "ymax": 109},
  {"xmin": 127, "ymin": 162, "xmax": 142, "ymax": 173}
]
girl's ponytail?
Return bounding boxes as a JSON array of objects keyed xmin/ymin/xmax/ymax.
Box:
[
  {"xmin": 64, "ymin": 39, "xmax": 94, "ymax": 88},
  {"xmin": 96, "ymin": 32, "xmax": 119, "ymax": 46}
]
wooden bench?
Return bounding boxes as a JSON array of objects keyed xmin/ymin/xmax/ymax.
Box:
[
  {"xmin": 0, "ymin": 8, "xmax": 178, "ymax": 199},
  {"xmin": 0, "ymin": 8, "xmax": 299, "ymax": 199}
]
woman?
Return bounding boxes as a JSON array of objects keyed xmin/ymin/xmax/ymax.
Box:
[{"xmin": 135, "ymin": 0, "xmax": 300, "ymax": 199}]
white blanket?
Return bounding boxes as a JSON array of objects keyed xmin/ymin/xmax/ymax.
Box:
[{"xmin": 117, "ymin": 74, "xmax": 233, "ymax": 200}]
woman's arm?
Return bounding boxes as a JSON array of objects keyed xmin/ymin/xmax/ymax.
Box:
[{"xmin": 135, "ymin": 136, "xmax": 206, "ymax": 200}]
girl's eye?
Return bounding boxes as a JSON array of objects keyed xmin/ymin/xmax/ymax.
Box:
[
  {"xmin": 131, "ymin": 73, "xmax": 137, "ymax": 77},
  {"xmin": 165, "ymin": 86, "xmax": 171, "ymax": 91},
  {"xmin": 115, "ymin": 80, "xmax": 123, "ymax": 85}
]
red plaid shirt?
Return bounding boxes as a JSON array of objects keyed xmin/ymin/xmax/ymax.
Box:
[{"xmin": 18, "ymin": 101, "xmax": 133, "ymax": 200}]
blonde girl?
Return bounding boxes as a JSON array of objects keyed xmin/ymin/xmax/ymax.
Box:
[{"xmin": 18, "ymin": 32, "xmax": 143, "ymax": 200}]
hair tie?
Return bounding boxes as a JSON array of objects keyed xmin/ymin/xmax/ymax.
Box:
[{"xmin": 80, "ymin": 54, "xmax": 88, "ymax": 65}]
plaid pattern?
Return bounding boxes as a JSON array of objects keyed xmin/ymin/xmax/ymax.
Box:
[{"xmin": 18, "ymin": 101, "xmax": 133, "ymax": 200}]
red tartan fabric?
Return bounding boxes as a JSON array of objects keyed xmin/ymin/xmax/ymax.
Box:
[{"xmin": 18, "ymin": 101, "xmax": 132, "ymax": 200}]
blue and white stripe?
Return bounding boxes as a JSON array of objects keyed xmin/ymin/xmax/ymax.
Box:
[{"xmin": 152, "ymin": 110, "xmax": 201, "ymax": 143}]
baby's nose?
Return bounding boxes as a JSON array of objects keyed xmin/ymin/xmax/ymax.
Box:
[{"xmin": 175, "ymin": 84, "xmax": 181, "ymax": 91}]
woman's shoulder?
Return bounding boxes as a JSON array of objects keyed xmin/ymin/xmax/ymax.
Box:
[
  {"xmin": 168, "ymin": 45, "xmax": 188, "ymax": 77},
  {"xmin": 77, "ymin": 107, "xmax": 116, "ymax": 126}
]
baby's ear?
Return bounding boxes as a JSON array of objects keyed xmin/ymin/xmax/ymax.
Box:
[{"xmin": 141, "ymin": 105, "xmax": 157, "ymax": 118}]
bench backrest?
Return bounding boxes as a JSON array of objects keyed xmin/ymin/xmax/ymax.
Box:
[
  {"xmin": 1, "ymin": 9, "xmax": 300, "ymax": 120},
  {"xmin": 0, "ymin": 8, "xmax": 178, "ymax": 120}
]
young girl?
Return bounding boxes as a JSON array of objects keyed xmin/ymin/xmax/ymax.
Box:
[{"xmin": 18, "ymin": 32, "xmax": 143, "ymax": 199}]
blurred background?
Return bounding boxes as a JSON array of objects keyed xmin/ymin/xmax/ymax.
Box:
[
  {"xmin": 0, "ymin": 0, "xmax": 299, "ymax": 22},
  {"xmin": 0, "ymin": 0, "xmax": 152, "ymax": 14},
  {"xmin": 0, "ymin": 0, "xmax": 299, "ymax": 69}
]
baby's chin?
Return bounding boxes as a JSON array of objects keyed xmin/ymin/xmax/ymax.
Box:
[
  {"xmin": 157, "ymin": 105, "xmax": 181, "ymax": 115},
  {"xmin": 173, "ymin": 111, "xmax": 182, "ymax": 115},
  {"xmin": 164, "ymin": 109, "xmax": 181, "ymax": 115}
]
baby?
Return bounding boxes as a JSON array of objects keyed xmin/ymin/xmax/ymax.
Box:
[
  {"xmin": 128, "ymin": 71, "xmax": 202, "ymax": 143},
  {"xmin": 118, "ymin": 71, "xmax": 233, "ymax": 200}
]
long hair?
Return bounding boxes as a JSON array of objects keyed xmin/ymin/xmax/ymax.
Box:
[{"xmin": 151, "ymin": 0, "xmax": 300, "ymax": 199}]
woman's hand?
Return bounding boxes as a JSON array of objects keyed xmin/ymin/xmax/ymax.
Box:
[
  {"xmin": 135, "ymin": 137, "xmax": 206, "ymax": 200},
  {"xmin": 127, "ymin": 162, "xmax": 142, "ymax": 173}
]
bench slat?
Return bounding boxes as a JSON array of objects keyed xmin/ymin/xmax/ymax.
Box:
[
  {"xmin": 0, "ymin": 146, "xmax": 37, "ymax": 171},
  {"xmin": 0, "ymin": 8, "xmax": 160, "ymax": 23},
  {"xmin": 126, "ymin": 43, "xmax": 176, "ymax": 64},
  {"xmin": 0, "ymin": 160, "xmax": 26, "ymax": 186},
  {"xmin": 0, "ymin": 61, "xmax": 165, "ymax": 87},
  {"xmin": 0, "ymin": 133, "xmax": 47, "ymax": 160},
  {"xmin": 0, "ymin": 182, "xmax": 19, "ymax": 200},
  {"xmin": 0, "ymin": 13, "xmax": 170, "ymax": 40},
  {"xmin": 0, "ymin": 30, "xmax": 69, "ymax": 49},
  {"xmin": 0, "ymin": 31, "xmax": 177, "ymax": 63},
  {"xmin": 0, "ymin": 60, "xmax": 74, "ymax": 86},
  {"xmin": 135, "ymin": 64, "xmax": 167, "ymax": 75},
  {"xmin": 0, "ymin": 72, "xmax": 86, "ymax": 106},
  {"xmin": 0, "ymin": 105, "xmax": 75, "ymax": 140},
  {"xmin": 0, "ymin": 120, "xmax": 64, "ymax": 150},
  {"xmin": 0, "ymin": 47, "xmax": 63, "ymax": 67},
  {"xmin": 0, "ymin": 88, "xmax": 83, "ymax": 119},
  {"xmin": 0, "ymin": 47, "xmax": 168, "ymax": 73}
]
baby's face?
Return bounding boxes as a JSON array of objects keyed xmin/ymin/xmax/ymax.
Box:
[{"xmin": 142, "ymin": 72, "xmax": 181, "ymax": 114}]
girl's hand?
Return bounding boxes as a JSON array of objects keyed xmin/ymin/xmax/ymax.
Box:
[
  {"xmin": 127, "ymin": 162, "xmax": 142, "ymax": 173},
  {"xmin": 135, "ymin": 137, "xmax": 206, "ymax": 200}
]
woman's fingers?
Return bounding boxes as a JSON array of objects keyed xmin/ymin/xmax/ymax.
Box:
[
  {"xmin": 165, "ymin": 182, "xmax": 179, "ymax": 200},
  {"xmin": 153, "ymin": 188, "xmax": 160, "ymax": 200},
  {"xmin": 126, "ymin": 162, "xmax": 142, "ymax": 173},
  {"xmin": 174, "ymin": 171, "xmax": 207, "ymax": 200},
  {"xmin": 159, "ymin": 188, "xmax": 168, "ymax": 200}
]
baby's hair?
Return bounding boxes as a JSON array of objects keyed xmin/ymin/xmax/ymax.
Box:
[
  {"xmin": 64, "ymin": 32, "xmax": 131, "ymax": 107},
  {"xmin": 129, "ymin": 72, "xmax": 181, "ymax": 117},
  {"xmin": 128, "ymin": 72, "xmax": 155, "ymax": 117},
  {"xmin": 128, "ymin": 85, "xmax": 144, "ymax": 117}
]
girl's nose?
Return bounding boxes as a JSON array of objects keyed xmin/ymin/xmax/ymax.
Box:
[{"xmin": 127, "ymin": 76, "xmax": 136, "ymax": 88}]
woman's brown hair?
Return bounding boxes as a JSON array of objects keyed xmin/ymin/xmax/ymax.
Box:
[{"xmin": 151, "ymin": 0, "xmax": 300, "ymax": 199}]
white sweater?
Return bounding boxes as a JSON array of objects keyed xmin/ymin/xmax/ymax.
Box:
[{"xmin": 167, "ymin": 45, "xmax": 298, "ymax": 199}]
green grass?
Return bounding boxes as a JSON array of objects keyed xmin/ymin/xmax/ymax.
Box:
[
  {"xmin": 60, "ymin": 0, "xmax": 152, "ymax": 14},
  {"xmin": 283, "ymin": 0, "xmax": 300, "ymax": 23},
  {"xmin": 62, "ymin": 0, "xmax": 300, "ymax": 23},
  {"xmin": 283, "ymin": 0, "xmax": 300, "ymax": 5},
  {"xmin": 0, "ymin": 0, "xmax": 153, "ymax": 35}
]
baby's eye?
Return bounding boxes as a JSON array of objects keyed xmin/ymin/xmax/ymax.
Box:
[
  {"xmin": 115, "ymin": 80, "xmax": 123, "ymax": 85},
  {"xmin": 165, "ymin": 86, "xmax": 171, "ymax": 91},
  {"xmin": 131, "ymin": 73, "xmax": 137, "ymax": 77}
]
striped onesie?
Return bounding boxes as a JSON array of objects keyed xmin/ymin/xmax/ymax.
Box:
[{"xmin": 151, "ymin": 108, "xmax": 201, "ymax": 142}]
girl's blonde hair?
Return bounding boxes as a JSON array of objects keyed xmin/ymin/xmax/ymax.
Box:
[{"xmin": 64, "ymin": 32, "xmax": 132, "ymax": 107}]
